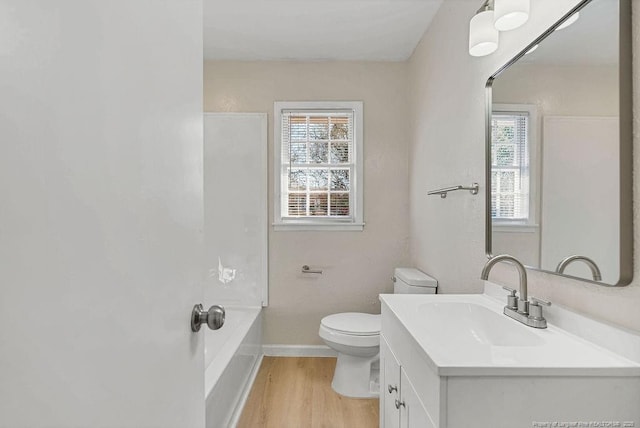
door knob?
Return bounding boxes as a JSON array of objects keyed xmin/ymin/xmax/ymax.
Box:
[{"xmin": 190, "ymin": 304, "xmax": 225, "ymax": 332}]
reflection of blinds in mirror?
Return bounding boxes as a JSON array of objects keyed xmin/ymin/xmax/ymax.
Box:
[
  {"xmin": 280, "ymin": 110, "xmax": 354, "ymax": 219},
  {"xmin": 491, "ymin": 112, "xmax": 530, "ymax": 220}
]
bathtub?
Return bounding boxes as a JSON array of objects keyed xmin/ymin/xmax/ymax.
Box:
[{"xmin": 205, "ymin": 306, "xmax": 262, "ymax": 428}]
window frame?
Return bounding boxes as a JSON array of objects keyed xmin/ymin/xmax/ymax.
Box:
[
  {"xmin": 491, "ymin": 103, "xmax": 539, "ymax": 232},
  {"xmin": 273, "ymin": 101, "xmax": 364, "ymax": 231}
]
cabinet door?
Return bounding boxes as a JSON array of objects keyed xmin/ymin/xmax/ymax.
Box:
[
  {"xmin": 400, "ymin": 368, "xmax": 434, "ymax": 428},
  {"xmin": 381, "ymin": 336, "xmax": 401, "ymax": 428}
]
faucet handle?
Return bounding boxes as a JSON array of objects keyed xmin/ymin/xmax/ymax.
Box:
[
  {"xmin": 529, "ymin": 296, "xmax": 551, "ymax": 324},
  {"xmin": 502, "ymin": 286, "xmax": 517, "ymax": 296},
  {"xmin": 530, "ymin": 296, "xmax": 551, "ymax": 307},
  {"xmin": 502, "ymin": 286, "xmax": 518, "ymax": 310}
]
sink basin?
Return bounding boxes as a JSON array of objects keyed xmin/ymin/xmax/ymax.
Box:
[{"xmin": 418, "ymin": 302, "xmax": 545, "ymax": 347}]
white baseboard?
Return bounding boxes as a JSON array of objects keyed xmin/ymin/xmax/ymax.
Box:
[{"xmin": 263, "ymin": 344, "xmax": 337, "ymax": 357}]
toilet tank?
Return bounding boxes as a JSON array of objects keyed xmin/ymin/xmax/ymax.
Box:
[{"xmin": 393, "ymin": 268, "xmax": 438, "ymax": 294}]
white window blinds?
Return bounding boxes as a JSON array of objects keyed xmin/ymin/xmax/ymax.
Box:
[
  {"xmin": 280, "ymin": 110, "xmax": 355, "ymax": 220},
  {"xmin": 491, "ymin": 111, "xmax": 530, "ymax": 221}
]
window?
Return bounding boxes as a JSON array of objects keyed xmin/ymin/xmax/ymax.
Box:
[
  {"xmin": 491, "ymin": 104, "xmax": 537, "ymax": 227},
  {"xmin": 274, "ymin": 101, "xmax": 364, "ymax": 231}
]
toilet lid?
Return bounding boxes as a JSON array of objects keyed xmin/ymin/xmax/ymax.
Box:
[{"xmin": 321, "ymin": 313, "xmax": 380, "ymax": 336}]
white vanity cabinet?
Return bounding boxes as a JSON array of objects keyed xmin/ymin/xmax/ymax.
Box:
[
  {"xmin": 380, "ymin": 336, "xmax": 433, "ymax": 428},
  {"xmin": 380, "ymin": 293, "xmax": 640, "ymax": 428}
]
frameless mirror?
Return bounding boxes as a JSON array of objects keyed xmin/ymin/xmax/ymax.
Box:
[{"xmin": 485, "ymin": 0, "xmax": 632, "ymax": 285}]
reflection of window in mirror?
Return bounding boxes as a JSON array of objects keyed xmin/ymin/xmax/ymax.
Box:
[{"xmin": 491, "ymin": 104, "xmax": 538, "ymax": 232}]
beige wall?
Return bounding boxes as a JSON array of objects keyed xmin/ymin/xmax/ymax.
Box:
[
  {"xmin": 492, "ymin": 64, "xmax": 618, "ymax": 268},
  {"xmin": 408, "ymin": 0, "xmax": 640, "ymax": 331},
  {"xmin": 493, "ymin": 64, "xmax": 619, "ymax": 116},
  {"xmin": 204, "ymin": 61, "xmax": 410, "ymax": 345}
]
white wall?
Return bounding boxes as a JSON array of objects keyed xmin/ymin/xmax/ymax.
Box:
[
  {"xmin": 541, "ymin": 116, "xmax": 619, "ymax": 283},
  {"xmin": 408, "ymin": 0, "xmax": 640, "ymax": 332},
  {"xmin": 493, "ymin": 64, "xmax": 618, "ymax": 116},
  {"xmin": 492, "ymin": 229, "xmax": 541, "ymax": 266},
  {"xmin": 204, "ymin": 114, "xmax": 268, "ymax": 307},
  {"xmin": 204, "ymin": 61, "xmax": 410, "ymax": 345}
]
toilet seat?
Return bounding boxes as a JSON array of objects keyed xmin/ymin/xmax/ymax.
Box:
[
  {"xmin": 321, "ymin": 312, "xmax": 380, "ymax": 336},
  {"xmin": 319, "ymin": 313, "xmax": 380, "ymax": 348}
]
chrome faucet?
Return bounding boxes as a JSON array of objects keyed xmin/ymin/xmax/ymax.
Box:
[
  {"xmin": 481, "ymin": 254, "xmax": 528, "ymax": 313},
  {"xmin": 481, "ymin": 254, "xmax": 550, "ymax": 329},
  {"xmin": 556, "ymin": 255, "xmax": 602, "ymax": 281}
]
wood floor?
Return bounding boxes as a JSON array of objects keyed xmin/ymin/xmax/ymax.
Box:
[{"xmin": 237, "ymin": 357, "xmax": 379, "ymax": 428}]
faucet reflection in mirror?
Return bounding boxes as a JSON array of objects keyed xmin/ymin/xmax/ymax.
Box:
[
  {"xmin": 556, "ymin": 255, "xmax": 602, "ymax": 282},
  {"xmin": 481, "ymin": 254, "xmax": 551, "ymax": 328}
]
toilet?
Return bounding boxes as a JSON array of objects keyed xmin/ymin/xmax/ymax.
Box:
[{"xmin": 319, "ymin": 267, "xmax": 438, "ymax": 398}]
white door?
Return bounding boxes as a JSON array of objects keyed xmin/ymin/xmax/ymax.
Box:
[
  {"xmin": 381, "ymin": 336, "xmax": 401, "ymax": 428},
  {"xmin": 399, "ymin": 370, "xmax": 433, "ymax": 428},
  {"xmin": 0, "ymin": 1, "xmax": 205, "ymax": 427}
]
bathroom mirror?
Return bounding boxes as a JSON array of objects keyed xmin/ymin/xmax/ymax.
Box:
[{"xmin": 485, "ymin": 0, "xmax": 632, "ymax": 286}]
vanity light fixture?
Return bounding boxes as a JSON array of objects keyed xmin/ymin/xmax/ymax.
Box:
[
  {"xmin": 468, "ymin": 0, "xmax": 536, "ymax": 57},
  {"xmin": 494, "ymin": 0, "xmax": 530, "ymax": 31},
  {"xmin": 556, "ymin": 12, "xmax": 580, "ymax": 30},
  {"xmin": 469, "ymin": 0, "xmax": 499, "ymax": 57}
]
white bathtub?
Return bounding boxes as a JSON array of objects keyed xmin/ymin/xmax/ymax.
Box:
[{"xmin": 205, "ymin": 306, "xmax": 262, "ymax": 428}]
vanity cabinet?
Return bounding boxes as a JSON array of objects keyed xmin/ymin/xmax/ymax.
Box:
[
  {"xmin": 380, "ymin": 294, "xmax": 640, "ymax": 428},
  {"xmin": 381, "ymin": 306, "xmax": 445, "ymax": 428},
  {"xmin": 380, "ymin": 336, "xmax": 433, "ymax": 428}
]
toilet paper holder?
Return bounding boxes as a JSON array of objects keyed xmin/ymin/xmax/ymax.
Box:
[{"xmin": 302, "ymin": 265, "xmax": 323, "ymax": 274}]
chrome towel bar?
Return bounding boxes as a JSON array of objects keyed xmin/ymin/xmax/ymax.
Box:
[{"xmin": 428, "ymin": 183, "xmax": 479, "ymax": 198}]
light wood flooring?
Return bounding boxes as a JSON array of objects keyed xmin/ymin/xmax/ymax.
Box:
[{"xmin": 237, "ymin": 357, "xmax": 379, "ymax": 428}]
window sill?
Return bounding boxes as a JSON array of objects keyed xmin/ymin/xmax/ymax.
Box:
[
  {"xmin": 273, "ymin": 222, "xmax": 365, "ymax": 232},
  {"xmin": 493, "ymin": 223, "xmax": 539, "ymax": 233}
]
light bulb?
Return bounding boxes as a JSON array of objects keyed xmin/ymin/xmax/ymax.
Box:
[
  {"xmin": 494, "ymin": 0, "xmax": 530, "ymax": 31},
  {"xmin": 556, "ymin": 12, "xmax": 580, "ymax": 31},
  {"xmin": 469, "ymin": 8, "xmax": 499, "ymax": 57}
]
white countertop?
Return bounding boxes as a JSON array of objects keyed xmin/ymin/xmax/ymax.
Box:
[{"xmin": 380, "ymin": 292, "xmax": 640, "ymax": 377}]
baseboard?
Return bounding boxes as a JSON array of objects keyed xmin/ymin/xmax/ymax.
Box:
[
  {"xmin": 263, "ymin": 344, "xmax": 337, "ymax": 357},
  {"xmin": 228, "ymin": 353, "xmax": 264, "ymax": 428}
]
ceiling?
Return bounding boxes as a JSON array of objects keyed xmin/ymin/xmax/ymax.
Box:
[{"xmin": 203, "ymin": 0, "xmax": 444, "ymax": 61}]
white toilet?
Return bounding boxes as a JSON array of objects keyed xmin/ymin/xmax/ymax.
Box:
[{"xmin": 319, "ymin": 268, "xmax": 437, "ymax": 398}]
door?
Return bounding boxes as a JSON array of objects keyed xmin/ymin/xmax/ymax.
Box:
[
  {"xmin": 399, "ymin": 369, "xmax": 433, "ymax": 428},
  {"xmin": 0, "ymin": 1, "xmax": 205, "ymax": 427},
  {"xmin": 381, "ymin": 336, "xmax": 401, "ymax": 428}
]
